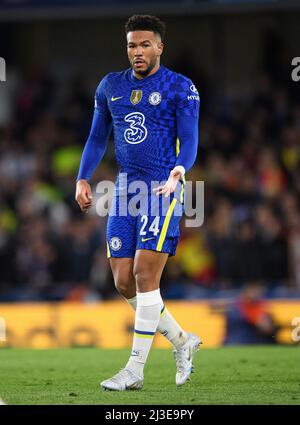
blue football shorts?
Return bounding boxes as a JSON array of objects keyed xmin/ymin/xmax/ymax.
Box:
[{"xmin": 106, "ymin": 184, "xmax": 184, "ymax": 258}]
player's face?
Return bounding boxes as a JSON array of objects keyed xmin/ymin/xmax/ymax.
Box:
[{"xmin": 127, "ymin": 31, "xmax": 164, "ymax": 78}]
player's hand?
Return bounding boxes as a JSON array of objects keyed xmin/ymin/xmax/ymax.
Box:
[
  {"xmin": 75, "ymin": 179, "xmax": 93, "ymax": 212},
  {"xmin": 153, "ymin": 167, "xmax": 184, "ymax": 198}
]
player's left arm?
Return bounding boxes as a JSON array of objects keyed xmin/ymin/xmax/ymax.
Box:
[{"xmin": 154, "ymin": 79, "xmax": 200, "ymax": 197}]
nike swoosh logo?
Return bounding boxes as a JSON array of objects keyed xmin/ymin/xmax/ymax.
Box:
[
  {"xmin": 111, "ymin": 96, "xmax": 123, "ymax": 102},
  {"xmin": 141, "ymin": 237, "xmax": 156, "ymax": 242}
]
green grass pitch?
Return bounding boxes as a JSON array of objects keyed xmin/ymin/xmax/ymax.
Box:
[{"xmin": 0, "ymin": 346, "xmax": 299, "ymax": 405}]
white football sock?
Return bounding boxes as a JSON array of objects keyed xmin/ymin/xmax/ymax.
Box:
[
  {"xmin": 126, "ymin": 289, "xmax": 162, "ymax": 377},
  {"xmin": 127, "ymin": 295, "xmax": 188, "ymax": 350}
]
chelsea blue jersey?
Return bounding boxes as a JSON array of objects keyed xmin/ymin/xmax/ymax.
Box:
[{"xmin": 94, "ymin": 64, "xmax": 199, "ymax": 186}]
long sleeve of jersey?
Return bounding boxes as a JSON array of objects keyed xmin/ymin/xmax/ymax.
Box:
[
  {"xmin": 175, "ymin": 79, "xmax": 200, "ymax": 173},
  {"xmin": 76, "ymin": 77, "xmax": 112, "ymax": 182},
  {"xmin": 175, "ymin": 115, "xmax": 199, "ymax": 172}
]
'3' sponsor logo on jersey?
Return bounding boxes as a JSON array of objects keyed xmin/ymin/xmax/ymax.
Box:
[{"xmin": 124, "ymin": 112, "xmax": 147, "ymax": 144}]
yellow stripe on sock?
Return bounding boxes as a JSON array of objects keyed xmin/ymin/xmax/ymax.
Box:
[
  {"xmin": 134, "ymin": 332, "xmax": 154, "ymax": 339},
  {"xmin": 160, "ymin": 307, "xmax": 166, "ymax": 318},
  {"xmin": 156, "ymin": 198, "xmax": 177, "ymax": 252}
]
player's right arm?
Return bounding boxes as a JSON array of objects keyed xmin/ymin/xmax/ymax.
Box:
[{"xmin": 76, "ymin": 76, "xmax": 112, "ymax": 212}]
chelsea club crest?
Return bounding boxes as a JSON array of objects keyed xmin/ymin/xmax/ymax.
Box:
[
  {"xmin": 110, "ymin": 237, "xmax": 122, "ymax": 251},
  {"xmin": 148, "ymin": 92, "xmax": 161, "ymax": 105}
]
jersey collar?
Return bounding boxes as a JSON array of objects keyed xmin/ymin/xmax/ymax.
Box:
[{"xmin": 129, "ymin": 65, "xmax": 163, "ymax": 83}]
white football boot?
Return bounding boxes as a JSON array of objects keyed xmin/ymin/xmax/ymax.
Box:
[
  {"xmin": 173, "ymin": 333, "xmax": 202, "ymax": 387},
  {"xmin": 100, "ymin": 368, "xmax": 144, "ymax": 391}
]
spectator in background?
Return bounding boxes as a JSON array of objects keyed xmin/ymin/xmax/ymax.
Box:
[
  {"xmin": 257, "ymin": 146, "xmax": 287, "ymax": 199},
  {"xmin": 254, "ymin": 204, "xmax": 288, "ymax": 287},
  {"xmin": 175, "ymin": 220, "xmax": 215, "ymax": 287},
  {"xmin": 206, "ymin": 198, "xmax": 234, "ymax": 289},
  {"xmin": 227, "ymin": 219, "xmax": 264, "ymax": 286},
  {"xmin": 212, "ymin": 283, "xmax": 278, "ymax": 345}
]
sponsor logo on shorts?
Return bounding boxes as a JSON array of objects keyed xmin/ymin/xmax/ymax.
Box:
[{"xmin": 141, "ymin": 237, "xmax": 155, "ymax": 242}]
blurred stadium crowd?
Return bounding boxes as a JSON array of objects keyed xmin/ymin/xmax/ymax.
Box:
[{"xmin": 1, "ymin": 45, "xmax": 300, "ymax": 302}]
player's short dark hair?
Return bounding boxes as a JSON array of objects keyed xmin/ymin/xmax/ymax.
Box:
[{"xmin": 125, "ymin": 15, "xmax": 166, "ymax": 41}]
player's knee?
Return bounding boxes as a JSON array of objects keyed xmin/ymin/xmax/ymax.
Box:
[
  {"xmin": 114, "ymin": 274, "xmax": 135, "ymax": 298},
  {"xmin": 114, "ymin": 278, "xmax": 129, "ymax": 297},
  {"xmin": 133, "ymin": 266, "xmax": 155, "ymax": 291}
]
